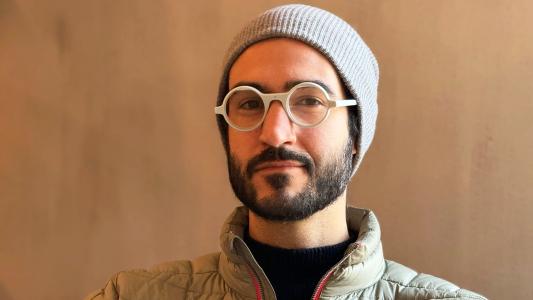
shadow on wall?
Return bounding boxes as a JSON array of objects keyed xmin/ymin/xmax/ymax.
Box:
[
  {"xmin": 1, "ymin": 2, "xmax": 16, "ymax": 300},
  {"xmin": 0, "ymin": 0, "xmax": 17, "ymax": 19},
  {"xmin": 0, "ymin": 283, "xmax": 13, "ymax": 300}
]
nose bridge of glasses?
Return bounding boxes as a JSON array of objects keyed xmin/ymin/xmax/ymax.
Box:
[
  {"xmin": 263, "ymin": 92, "xmax": 290, "ymax": 112},
  {"xmin": 262, "ymin": 95, "xmax": 291, "ymax": 126}
]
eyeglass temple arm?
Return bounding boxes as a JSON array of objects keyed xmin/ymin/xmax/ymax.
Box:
[
  {"xmin": 214, "ymin": 105, "xmax": 224, "ymax": 114},
  {"xmin": 330, "ymin": 99, "xmax": 357, "ymax": 108}
]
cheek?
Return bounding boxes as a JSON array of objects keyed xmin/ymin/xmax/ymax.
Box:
[
  {"xmin": 327, "ymin": 110, "xmax": 351, "ymax": 141},
  {"xmin": 228, "ymin": 129, "xmax": 243, "ymax": 156},
  {"xmin": 228, "ymin": 129, "xmax": 257, "ymax": 161},
  {"xmin": 301, "ymin": 111, "xmax": 350, "ymax": 157}
]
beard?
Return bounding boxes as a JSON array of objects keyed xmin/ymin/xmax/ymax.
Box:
[{"xmin": 227, "ymin": 138, "xmax": 354, "ymax": 221}]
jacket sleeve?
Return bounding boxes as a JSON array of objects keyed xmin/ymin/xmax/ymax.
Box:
[{"xmin": 83, "ymin": 274, "xmax": 119, "ymax": 300}]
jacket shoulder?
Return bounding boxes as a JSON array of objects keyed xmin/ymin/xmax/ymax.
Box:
[
  {"xmin": 84, "ymin": 252, "xmax": 228, "ymax": 300},
  {"xmin": 379, "ymin": 260, "xmax": 486, "ymax": 300},
  {"xmin": 150, "ymin": 251, "xmax": 222, "ymax": 274}
]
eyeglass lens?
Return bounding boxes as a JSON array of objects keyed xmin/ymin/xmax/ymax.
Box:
[{"xmin": 226, "ymin": 86, "xmax": 329, "ymax": 129}]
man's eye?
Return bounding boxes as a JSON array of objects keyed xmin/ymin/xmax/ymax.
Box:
[
  {"xmin": 295, "ymin": 97, "xmax": 325, "ymax": 106},
  {"xmin": 239, "ymin": 99, "xmax": 262, "ymax": 110}
]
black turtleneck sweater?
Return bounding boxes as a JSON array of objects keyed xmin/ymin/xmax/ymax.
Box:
[{"xmin": 243, "ymin": 230, "xmax": 356, "ymax": 300}]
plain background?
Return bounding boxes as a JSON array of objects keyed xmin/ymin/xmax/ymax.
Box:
[{"xmin": 1, "ymin": 0, "xmax": 532, "ymax": 299}]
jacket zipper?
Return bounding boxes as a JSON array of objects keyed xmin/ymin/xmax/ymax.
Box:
[
  {"xmin": 233, "ymin": 234, "xmax": 272, "ymax": 300},
  {"xmin": 246, "ymin": 263, "xmax": 264, "ymax": 300},
  {"xmin": 310, "ymin": 268, "xmax": 334, "ymax": 300},
  {"xmin": 310, "ymin": 246, "xmax": 359, "ymax": 300}
]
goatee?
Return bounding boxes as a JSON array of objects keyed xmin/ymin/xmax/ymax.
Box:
[{"xmin": 227, "ymin": 139, "xmax": 354, "ymax": 221}]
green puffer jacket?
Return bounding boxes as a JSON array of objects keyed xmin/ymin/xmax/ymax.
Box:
[{"xmin": 85, "ymin": 206, "xmax": 486, "ymax": 300}]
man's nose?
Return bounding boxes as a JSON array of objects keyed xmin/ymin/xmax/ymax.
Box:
[{"xmin": 259, "ymin": 101, "xmax": 297, "ymax": 147}]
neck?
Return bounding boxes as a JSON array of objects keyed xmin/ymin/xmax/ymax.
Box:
[{"xmin": 248, "ymin": 193, "xmax": 349, "ymax": 249}]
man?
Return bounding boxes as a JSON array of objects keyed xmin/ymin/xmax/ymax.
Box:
[{"xmin": 86, "ymin": 4, "xmax": 486, "ymax": 300}]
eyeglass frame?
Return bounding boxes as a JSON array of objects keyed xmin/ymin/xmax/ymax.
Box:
[{"xmin": 214, "ymin": 81, "xmax": 358, "ymax": 131}]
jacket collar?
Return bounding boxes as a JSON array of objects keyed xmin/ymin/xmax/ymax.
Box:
[{"xmin": 218, "ymin": 206, "xmax": 386, "ymax": 298}]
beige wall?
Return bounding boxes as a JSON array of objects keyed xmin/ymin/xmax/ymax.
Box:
[{"xmin": 1, "ymin": 1, "xmax": 531, "ymax": 299}]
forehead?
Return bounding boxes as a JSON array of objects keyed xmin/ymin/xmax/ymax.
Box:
[{"xmin": 228, "ymin": 38, "xmax": 344, "ymax": 95}]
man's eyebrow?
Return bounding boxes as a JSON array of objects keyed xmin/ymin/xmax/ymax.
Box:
[
  {"xmin": 230, "ymin": 81, "xmax": 272, "ymax": 93},
  {"xmin": 230, "ymin": 80, "xmax": 334, "ymax": 94},
  {"xmin": 286, "ymin": 80, "xmax": 333, "ymax": 94}
]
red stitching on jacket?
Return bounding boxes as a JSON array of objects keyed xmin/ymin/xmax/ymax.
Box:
[
  {"xmin": 246, "ymin": 266, "xmax": 262, "ymax": 300},
  {"xmin": 312, "ymin": 271, "xmax": 334, "ymax": 300}
]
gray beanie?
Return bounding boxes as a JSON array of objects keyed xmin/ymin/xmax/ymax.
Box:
[{"xmin": 216, "ymin": 4, "xmax": 379, "ymax": 175}]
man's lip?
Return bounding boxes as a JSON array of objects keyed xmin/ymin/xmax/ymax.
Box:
[{"xmin": 254, "ymin": 160, "xmax": 305, "ymax": 172}]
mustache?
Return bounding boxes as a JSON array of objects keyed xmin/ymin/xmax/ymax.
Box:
[{"xmin": 245, "ymin": 146, "xmax": 314, "ymax": 178}]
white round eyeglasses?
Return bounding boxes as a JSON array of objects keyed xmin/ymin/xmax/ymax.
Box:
[{"xmin": 214, "ymin": 81, "xmax": 357, "ymax": 131}]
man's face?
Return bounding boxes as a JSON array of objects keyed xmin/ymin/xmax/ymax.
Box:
[{"xmin": 227, "ymin": 38, "xmax": 355, "ymax": 221}]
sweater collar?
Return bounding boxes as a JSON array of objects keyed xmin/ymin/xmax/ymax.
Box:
[{"xmin": 219, "ymin": 206, "xmax": 386, "ymax": 298}]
